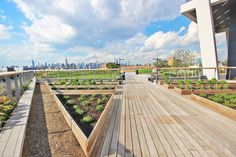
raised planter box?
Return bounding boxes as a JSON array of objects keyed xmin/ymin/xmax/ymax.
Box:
[
  {"xmin": 163, "ymin": 83, "xmax": 178, "ymax": 89},
  {"xmin": 45, "ymin": 82, "xmax": 116, "ymax": 157},
  {"xmin": 174, "ymin": 87, "xmax": 192, "ymax": 95},
  {"xmin": 191, "ymin": 94, "xmax": 236, "ymax": 121},
  {"xmin": 174, "ymin": 87, "xmax": 236, "ymax": 95}
]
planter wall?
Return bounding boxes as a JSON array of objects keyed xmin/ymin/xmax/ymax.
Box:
[
  {"xmin": 174, "ymin": 87, "xmax": 192, "ymax": 95},
  {"xmin": 163, "ymin": 83, "xmax": 178, "ymax": 89},
  {"xmin": 191, "ymin": 94, "xmax": 236, "ymax": 121},
  {"xmin": 45, "ymin": 82, "xmax": 116, "ymax": 157}
]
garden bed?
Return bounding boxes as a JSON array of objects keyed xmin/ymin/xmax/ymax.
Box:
[
  {"xmin": 46, "ymin": 82, "xmax": 115, "ymax": 157},
  {"xmin": 57, "ymin": 94, "xmax": 111, "ymax": 137},
  {"xmin": 174, "ymin": 87, "xmax": 236, "ymax": 95},
  {"xmin": 191, "ymin": 93, "xmax": 236, "ymax": 121}
]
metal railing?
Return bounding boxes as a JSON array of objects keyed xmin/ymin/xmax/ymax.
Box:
[{"xmin": 34, "ymin": 69, "xmax": 120, "ymax": 82}]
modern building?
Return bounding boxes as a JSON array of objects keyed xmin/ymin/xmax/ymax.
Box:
[{"xmin": 181, "ymin": 0, "xmax": 236, "ymax": 79}]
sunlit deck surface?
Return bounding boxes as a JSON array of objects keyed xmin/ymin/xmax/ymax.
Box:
[{"xmin": 93, "ymin": 73, "xmax": 236, "ymax": 157}]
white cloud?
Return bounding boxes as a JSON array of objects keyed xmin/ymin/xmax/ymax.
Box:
[
  {"xmin": 0, "ymin": 24, "xmax": 11, "ymax": 39},
  {"xmin": 140, "ymin": 22, "xmax": 198, "ymax": 53},
  {"xmin": 13, "ymin": 0, "xmax": 184, "ymax": 46},
  {"xmin": 22, "ymin": 15, "xmax": 76, "ymax": 43}
]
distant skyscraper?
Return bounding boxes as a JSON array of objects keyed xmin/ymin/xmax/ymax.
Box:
[
  {"xmin": 32, "ymin": 60, "xmax": 35, "ymax": 68},
  {"xmin": 65, "ymin": 57, "xmax": 69, "ymax": 69}
]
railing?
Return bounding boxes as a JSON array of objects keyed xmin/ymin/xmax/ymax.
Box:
[
  {"xmin": 0, "ymin": 71, "xmax": 34, "ymax": 99},
  {"xmin": 34, "ymin": 69, "xmax": 120, "ymax": 82}
]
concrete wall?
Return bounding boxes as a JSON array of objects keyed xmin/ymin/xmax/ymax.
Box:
[{"xmin": 195, "ymin": 0, "xmax": 219, "ymax": 79}]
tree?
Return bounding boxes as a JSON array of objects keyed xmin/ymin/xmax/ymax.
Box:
[
  {"xmin": 172, "ymin": 48, "xmax": 195, "ymax": 67},
  {"xmin": 106, "ymin": 62, "xmax": 120, "ymax": 69},
  {"xmin": 153, "ymin": 59, "xmax": 169, "ymax": 68}
]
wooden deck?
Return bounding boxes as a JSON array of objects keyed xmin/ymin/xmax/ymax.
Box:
[{"xmin": 93, "ymin": 73, "xmax": 236, "ymax": 157}]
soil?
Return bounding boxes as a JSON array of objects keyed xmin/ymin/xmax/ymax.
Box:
[
  {"xmin": 22, "ymin": 84, "xmax": 85, "ymax": 157},
  {"xmin": 57, "ymin": 94, "xmax": 111, "ymax": 137}
]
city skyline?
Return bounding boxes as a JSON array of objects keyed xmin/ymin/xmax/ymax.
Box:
[{"xmin": 0, "ymin": 0, "xmax": 228, "ymax": 66}]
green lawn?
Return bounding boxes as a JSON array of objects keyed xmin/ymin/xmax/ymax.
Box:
[
  {"xmin": 35, "ymin": 70, "xmax": 120, "ymax": 80},
  {"xmin": 137, "ymin": 68, "xmax": 153, "ymax": 74}
]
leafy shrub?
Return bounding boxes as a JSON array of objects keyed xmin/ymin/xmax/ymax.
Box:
[
  {"xmin": 71, "ymin": 79, "xmax": 79, "ymax": 86},
  {"xmin": 209, "ymin": 78, "xmax": 217, "ymax": 89},
  {"xmin": 81, "ymin": 115, "xmax": 93, "ymax": 123},
  {"xmin": 59, "ymin": 80, "xmax": 66, "ymax": 85},
  {"xmin": 211, "ymin": 97, "xmax": 224, "ymax": 104},
  {"xmin": 196, "ymin": 80, "xmax": 203, "ymax": 89},
  {"xmin": 178, "ymin": 80, "xmax": 185, "ymax": 89},
  {"xmin": 96, "ymin": 105, "xmax": 104, "ymax": 112},
  {"xmin": 0, "ymin": 96, "xmax": 11, "ymax": 105},
  {"xmin": 218, "ymin": 80, "xmax": 228, "ymax": 89},
  {"xmin": 185, "ymin": 80, "xmax": 192, "ymax": 89}
]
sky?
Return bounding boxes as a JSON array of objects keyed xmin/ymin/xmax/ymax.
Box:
[{"xmin": 0, "ymin": 0, "xmax": 227, "ymax": 66}]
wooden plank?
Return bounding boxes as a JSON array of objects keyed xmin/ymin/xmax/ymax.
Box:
[{"xmin": 99, "ymin": 88, "xmax": 122, "ymax": 157}]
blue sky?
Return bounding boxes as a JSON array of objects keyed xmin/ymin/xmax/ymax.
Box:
[{"xmin": 0, "ymin": 0, "xmax": 227, "ymax": 66}]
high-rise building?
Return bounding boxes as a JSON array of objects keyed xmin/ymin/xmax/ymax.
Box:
[{"xmin": 32, "ymin": 60, "xmax": 35, "ymax": 68}]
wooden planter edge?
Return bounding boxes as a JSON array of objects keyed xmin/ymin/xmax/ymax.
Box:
[{"xmin": 191, "ymin": 94, "xmax": 236, "ymax": 121}]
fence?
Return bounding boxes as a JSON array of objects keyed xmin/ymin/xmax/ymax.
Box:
[{"xmin": 34, "ymin": 69, "xmax": 120, "ymax": 82}]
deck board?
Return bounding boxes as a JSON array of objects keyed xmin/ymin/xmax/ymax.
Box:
[{"xmin": 95, "ymin": 73, "xmax": 236, "ymax": 157}]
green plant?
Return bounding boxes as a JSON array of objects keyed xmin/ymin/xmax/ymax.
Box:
[
  {"xmin": 101, "ymin": 95, "xmax": 109, "ymax": 103},
  {"xmin": 196, "ymin": 80, "xmax": 203, "ymax": 89},
  {"xmin": 218, "ymin": 80, "xmax": 228, "ymax": 89},
  {"xmin": 199, "ymin": 93, "xmax": 207, "ymax": 98},
  {"xmin": 164, "ymin": 75, "xmax": 170, "ymax": 84},
  {"xmin": 23, "ymin": 84, "xmax": 29, "ymax": 91},
  {"xmin": 96, "ymin": 105, "xmax": 104, "ymax": 112},
  {"xmin": 178, "ymin": 80, "xmax": 185, "ymax": 89},
  {"xmin": 67, "ymin": 99, "xmax": 75, "ymax": 105},
  {"xmin": 209, "ymin": 78, "xmax": 217, "ymax": 89},
  {"xmin": 100, "ymin": 79, "xmax": 104, "ymax": 85},
  {"xmin": 97, "ymin": 98, "xmax": 103, "ymax": 104},
  {"xmin": 185, "ymin": 80, "xmax": 192, "ymax": 89},
  {"xmin": 71, "ymin": 79, "xmax": 79, "ymax": 86},
  {"xmin": 59, "ymin": 80, "xmax": 66, "ymax": 85},
  {"xmin": 75, "ymin": 107, "xmax": 84, "ymax": 116},
  {"xmin": 81, "ymin": 100, "xmax": 89, "ymax": 106},
  {"xmin": 81, "ymin": 115, "xmax": 93, "ymax": 123},
  {"xmin": 63, "ymin": 95, "xmax": 70, "ymax": 100}
]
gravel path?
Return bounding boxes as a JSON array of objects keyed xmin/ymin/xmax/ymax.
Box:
[{"xmin": 22, "ymin": 83, "xmax": 85, "ymax": 157}]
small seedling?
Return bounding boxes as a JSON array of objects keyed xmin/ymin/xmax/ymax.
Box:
[
  {"xmin": 73, "ymin": 105, "xmax": 79, "ymax": 110},
  {"xmin": 81, "ymin": 100, "xmax": 89, "ymax": 106},
  {"xmin": 96, "ymin": 105, "xmax": 104, "ymax": 112},
  {"xmin": 75, "ymin": 107, "xmax": 84, "ymax": 116},
  {"xmin": 63, "ymin": 95, "xmax": 70, "ymax": 100},
  {"xmin": 81, "ymin": 115, "xmax": 93, "ymax": 123},
  {"xmin": 67, "ymin": 99, "xmax": 75, "ymax": 105}
]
